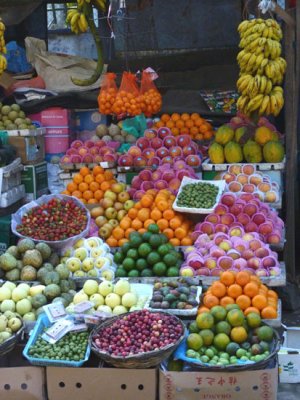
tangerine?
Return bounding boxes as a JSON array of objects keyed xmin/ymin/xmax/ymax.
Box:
[
  {"xmin": 261, "ymin": 306, "xmax": 277, "ymax": 319},
  {"xmin": 79, "ymin": 166, "xmax": 90, "ymax": 177},
  {"xmin": 243, "ymin": 282, "xmax": 259, "ymax": 298},
  {"xmin": 220, "ymin": 271, "xmax": 235, "ymax": 286},
  {"xmin": 203, "ymin": 294, "xmax": 219, "ymax": 308},
  {"xmin": 235, "ymin": 271, "xmax": 251, "ymax": 286},
  {"xmin": 236, "ymin": 294, "xmax": 251, "ymax": 310},
  {"xmin": 227, "ymin": 284, "xmax": 243, "ymax": 299},
  {"xmin": 73, "ymin": 174, "xmax": 83, "ymax": 184},
  {"xmin": 211, "ymin": 282, "xmax": 227, "ymax": 298},
  {"xmin": 251, "ymin": 294, "xmax": 268, "ymax": 310}
]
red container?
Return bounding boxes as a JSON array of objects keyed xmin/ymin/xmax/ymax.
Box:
[{"xmin": 45, "ymin": 135, "xmax": 69, "ymax": 154}]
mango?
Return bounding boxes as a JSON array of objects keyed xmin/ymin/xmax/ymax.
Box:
[
  {"xmin": 215, "ymin": 125, "xmax": 234, "ymax": 146},
  {"xmin": 254, "ymin": 127, "xmax": 274, "ymax": 146},
  {"xmin": 263, "ymin": 140, "xmax": 284, "ymax": 163},
  {"xmin": 209, "ymin": 142, "xmax": 225, "ymax": 164},
  {"xmin": 243, "ymin": 140, "xmax": 263, "ymax": 163},
  {"xmin": 224, "ymin": 141, "xmax": 243, "ymax": 163}
]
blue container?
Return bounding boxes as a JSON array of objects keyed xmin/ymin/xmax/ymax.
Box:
[
  {"xmin": 23, "ymin": 313, "xmax": 91, "ymax": 367},
  {"xmin": 75, "ymin": 109, "xmax": 107, "ymax": 132}
]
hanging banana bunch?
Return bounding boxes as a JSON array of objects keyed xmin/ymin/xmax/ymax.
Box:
[
  {"xmin": 0, "ymin": 19, "xmax": 7, "ymax": 77},
  {"xmin": 66, "ymin": 0, "xmax": 107, "ymax": 86},
  {"xmin": 236, "ymin": 18, "xmax": 286, "ymax": 117}
]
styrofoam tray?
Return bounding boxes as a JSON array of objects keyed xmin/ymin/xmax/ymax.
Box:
[
  {"xmin": 173, "ymin": 176, "xmax": 226, "ymax": 214},
  {"xmin": 5, "ymin": 128, "xmax": 46, "ymax": 137},
  {"xmin": 202, "ymin": 158, "xmax": 285, "ymax": 171},
  {"xmin": 0, "ymin": 184, "xmax": 25, "ymax": 208},
  {"xmin": 59, "ymin": 162, "xmax": 116, "ymax": 171}
]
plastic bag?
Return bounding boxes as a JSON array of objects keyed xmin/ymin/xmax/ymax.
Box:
[
  {"xmin": 98, "ymin": 72, "xmax": 118, "ymax": 115},
  {"xmin": 140, "ymin": 70, "xmax": 162, "ymax": 117},
  {"xmin": 112, "ymin": 72, "xmax": 142, "ymax": 117},
  {"xmin": 11, "ymin": 194, "xmax": 91, "ymax": 253}
]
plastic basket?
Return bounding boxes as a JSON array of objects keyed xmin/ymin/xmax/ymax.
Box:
[{"xmin": 23, "ymin": 313, "xmax": 91, "ymax": 367}]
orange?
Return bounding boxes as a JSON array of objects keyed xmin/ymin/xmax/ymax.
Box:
[
  {"xmin": 67, "ymin": 182, "xmax": 78, "ymax": 192},
  {"xmin": 166, "ymin": 120, "xmax": 175, "ymax": 129},
  {"xmin": 73, "ymin": 173, "xmax": 83, "ymax": 184},
  {"xmin": 131, "ymin": 218, "xmax": 143, "ymax": 230},
  {"xmin": 112, "ymin": 227, "xmax": 125, "ymax": 240},
  {"xmin": 125, "ymin": 228, "xmax": 135, "ymax": 239},
  {"xmin": 174, "ymin": 227, "xmax": 187, "ymax": 240},
  {"xmin": 163, "ymin": 228, "xmax": 174, "ymax": 239},
  {"xmin": 197, "ymin": 306, "xmax": 210, "ymax": 314},
  {"xmin": 230, "ymin": 326, "xmax": 248, "ymax": 343},
  {"xmin": 128, "ymin": 208, "xmax": 138, "ymax": 219},
  {"xmin": 180, "ymin": 127, "xmax": 190, "ymax": 135},
  {"xmin": 235, "ymin": 271, "xmax": 251, "ymax": 287},
  {"xmin": 88, "ymin": 198, "xmax": 97, "ymax": 204},
  {"xmin": 267, "ymin": 290, "xmax": 278, "ymax": 300},
  {"xmin": 175, "ymin": 119, "xmax": 185, "ymax": 129},
  {"xmin": 94, "ymin": 189, "xmax": 104, "ymax": 201},
  {"xmin": 236, "ymin": 294, "xmax": 251, "ymax": 310},
  {"xmin": 250, "ymin": 275, "xmax": 261, "ymax": 285},
  {"xmin": 220, "ymin": 296, "xmax": 235, "ymax": 307},
  {"xmin": 195, "ymin": 118, "xmax": 205, "ymax": 127},
  {"xmin": 100, "ymin": 181, "xmax": 110, "ymax": 191},
  {"xmin": 169, "ymin": 217, "xmax": 182, "ymax": 230},
  {"xmin": 150, "ymin": 208, "xmax": 162, "ymax": 221},
  {"xmin": 144, "ymin": 219, "xmax": 156, "ymax": 229},
  {"xmin": 157, "ymin": 200, "xmax": 169, "ymax": 212},
  {"xmin": 119, "ymin": 238, "xmax": 129, "ymax": 246},
  {"xmin": 220, "ymin": 271, "xmax": 235, "ymax": 286},
  {"xmin": 83, "ymin": 190, "xmax": 93, "ymax": 201},
  {"xmin": 163, "ymin": 209, "xmax": 175, "ymax": 220},
  {"xmin": 243, "ymin": 282, "xmax": 259, "ymax": 298},
  {"xmin": 138, "ymin": 228, "xmax": 147, "ymax": 234},
  {"xmin": 191, "ymin": 113, "xmax": 200, "ymax": 121},
  {"xmin": 181, "ymin": 237, "xmax": 193, "ymax": 246},
  {"xmin": 185, "ymin": 119, "xmax": 194, "ymax": 129},
  {"xmin": 84, "ymin": 174, "xmax": 94, "ymax": 184},
  {"xmin": 106, "ymin": 237, "xmax": 118, "ymax": 247},
  {"xmin": 211, "ymin": 281, "xmax": 227, "ymax": 298},
  {"xmin": 244, "ymin": 306, "xmax": 260, "ymax": 316},
  {"xmin": 157, "ymin": 219, "xmax": 169, "ymax": 231},
  {"xmin": 61, "ymin": 190, "xmax": 70, "ymax": 195},
  {"xmin": 93, "ymin": 165, "xmax": 104, "ymax": 176},
  {"xmin": 169, "ymin": 238, "xmax": 180, "ymax": 246},
  {"xmin": 137, "ymin": 208, "xmax": 150, "ymax": 222},
  {"xmin": 171, "ymin": 113, "xmax": 181, "ymax": 122},
  {"xmin": 171, "ymin": 127, "xmax": 180, "ymax": 136},
  {"xmin": 72, "ymin": 190, "xmax": 82, "ymax": 199},
  {"xmin": 141, "ymin": 195, "xmax": 153, "ymax": 208},
  {"xmin": 161, "ymin": 113, "xmax": 171, "ymax": 123},
  {"xmin": 135, "ymin": 202, "xmax": 142, "ymax": 210},
  {"xmin": 104, "ymin": 171, "xmax": 114, "ymax": 180},
  {"xmin": 155, "ymin": 121, "xmax": 164, "ymax": 128},
  {"xmin": 227, "ymin": 284, "xmax": 243, "ymax": 299},
  {"xmin": 80, "ymin": 198, "xmax": 87, "ymax": 204},
  {"xmin": 95, "ymin": 174, "xmax": 105, "ymax": 184},
  {"xmin": 251, "ymin": 294, "xmax": 268, "ymax": 310},
  {"xmin": 261, "ymin": 306, "xmax": 277, "ymax": 319},
  {"xmin": 120, "ymin": 218, "xmax": 131, "ymax": 230},
  {"xmin": 259, "ymin": 284, "xmax": 268, "ymax": 293},
  {"xmin": 79, "ymin": 166, "xmax": 90, "ymax": 177},
  {"xmin": 190, "ymin": 126, "xmax": 199, "ymax": 136},
  {"xmin": 181, "ymin": 113, "xmax": 190, "ymax": 121},
  {"xmin": 78, "ymin": 182, "xmax": 89, "ymax": 192},
  {"xmin": 203, "ymin": 294, "xmax": 219, "ymax": 308},
  {"xmin": 89, "ymin": 181, "xmax": 100, "ymax": 192}
]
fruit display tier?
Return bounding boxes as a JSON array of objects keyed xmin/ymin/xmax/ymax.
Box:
[
  {"xmin": 202, "ymin": 158, "xmax": 285, "ymax": 171},
  {"xmin": 59, "ymin": 161, "xmax": 117, "ymax": 171},
  {"xmin": 199, "ymin": 261, "xmax": 286, "ymax": 287},
  {"xmin": 117, "ymin": 165, "xmax": 202, "ymax": 173}
]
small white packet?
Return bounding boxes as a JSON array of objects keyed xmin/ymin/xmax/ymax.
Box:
[{"xmin": 43, "ymin": 302, "xmax": 67, "ymax": 323}]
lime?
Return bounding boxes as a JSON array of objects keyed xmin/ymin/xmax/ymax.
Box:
[
  {"xmin": 129, "ymin": 232, "xmax": 143, "ymax": 248},
  {"xmin": 187, "ymin": 333, "xmax": 203, "ymax": 351},
  {"xmin": 142, "ymin": 232, "xmax": 152, "ymax": 242},
  {"xmin": 128, "ymin": 269, "xmax": 140, "ymax": 277},
  {"xmin": 122, "ymin": 257, "xmax": 135, "ymax": 272},
  {"xmin": 121, "ymin": 242, "xmax": 131, "ymax": 255},
  {"xmin": 225, "ymin": 304, "xmax": 240, "ymax": 312},
  {"xmin": 246, "ymin": 312, "xmax": 261, "ymax": 329},
  {"xmin": 226, "ymin": 309, "xmax": 245, "ymax": 327},
  {"xmin": 127, "ymin": 248, "xmax": 138, "ymax": 260},
  {"xmin": 147, "ymin": 252, "xmax": 161, "ymax": 266},
  {"xmin": 210, "ymin": 305, "xmax": 227, "ymax": 322},
  {"xmin": 115, "ymin": 268, "xmax": 127, "ymax": 277},
  {"xmin": 196, "ymin": 312, "xmax": 214, "ymax": 330},
  {"xmin": 236, "ymin": 348, "xmax": 247, "ymax": 358},
  {"xmin": 113, "ymin": 252, "xmax": 124, "ymax": 264},
  {"xmin": 138, "ymin": 243, "xmax": 152, "ymax": 258},
  {"xmin": 259, "ymin": 341, "xmax": 270, "ymax": 352},
  {"xmin": 219, "ymin": 359, "xmax": 229, "ymax": 365},
  {"xmin": 189, "ymin": 321, "xmax": 200, "ymax": 334},
  {"xmin": 136, "ymin": 258, "xmax": 148, "ymax": 272},
  {"xmin": 153, "ymin": 262, "xmax": 167, "ymax": 276},
  {"xmin": 166, "ymin": 267, "xmax": 179, "ymax": 277},
  {"xmin": 257, "ymin": 326, "xmax": 274, "ymax": 342},
  {"xmin": 149, "ymin": 234, "xmax": 163, "ymax": 248},
  {"xmin": 147, "ymin": 224, "xmax": 159, "ymax": 234},
  {"xmin": 200, "ymin": 355, "xmax": 210, "ymax": 363},
  {"xmin": 216, "ymin": 321, "xmax": 231, "ymax": 336},
  {"xmin": 199, "ymin": 329, "xmax": 214, "ymax": 346},
  {"xmin": 213, "ymin": 333, "xmax": 230, "ymax": 351},
  {"xmin": 140, "ymin": 268, "xmax": 154, "ymax": 277},
  {"xmin": 205, "ymin": 348, "xmax": 215, "ymax": 359},
  {"xmin": 157, "ymin": 244, "xmax": 170, "ymax": 257},
  {"xmin": 159, "ymin": 233, "xmax": 168, "ymax": 244},
  {"xmin": 219, "ymin": 352, "xmax": 229, "ymax": 360},
  {"xmin": 226, "ymin": 342, "xmax": 240, "ymax": 356},
  {"xmin": 163, "ymin": 253, "xmax": 178, "ymax": 267},
  {"xmin": 186, "ymin": 349, "xmax": 198, "ymax": 358}
]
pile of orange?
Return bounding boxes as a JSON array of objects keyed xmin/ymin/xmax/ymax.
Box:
[
  {"xmin": 141, "ymin": 89, "xmax": 162, "ymax": 117},
  {"xmin": 98, "ymin": 87, "xmax": 118, "ymax": 115},
  {"xmin": 199, "ymin": 270, "xmax": 278, "ymax": 319},
  {"xmin": 61, "ymin": 166, "xmax": 116, "ymax": 204},
  {"xmin": 106, "ymin": 189, "xmax": 195, "ymax": 247},
  {"xmin": 154, "ymin": 113, "xmax": 214, "ymax": 140}
]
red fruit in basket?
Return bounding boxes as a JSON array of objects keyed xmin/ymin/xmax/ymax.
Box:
[
  {"xmin": 228, "ymin": 165, "xmax": 242, "ymax": 175},
  {"xmin": 247, "ymin": 257, "xmax": 261, "ymax": 270},
  {"xmin": 255, "ymin": 247, "xmax": 270, "ymax": 259},
  {"xmin": 84, "ymin": 140, "xmax": 95, "ymax": 149},
  {"xmin": 258, "ymin": 221, "xmax": 273, "ymax": 236},
  {"xmin": 118, "ymin": 154, "xmax": 133, "ymax": 167},
  {"xmin": 94, "ymin": 140, "xmax": 106, "ymax": 148},
  {"xmin": 252, "ymin": 213, "xmax": 266, "ymax": 226},
  {"xmin": 262, "ymin": 256, "xmax": 277, "ymax": 269},
  {"xmin": 99, "ymin": 146, "xmax": 112, "ymax": 155},
  {"xmin": 61, "ymin": 155, "xmax": 71, "ymax": 163},
  {"xmin": 70, "ymin": 155, "xmax": 82, "ymax": 163},
  {"xmin": 242, "ymin": 164, "xmax": 255, "ymax": 175},
  {"xmin": 241, "ymin": 249, "xmax": 255, "ymax": 260},
  {"xmin": 220, "ymin": 213, "xmax": 235, "ymax": 226},
  {"xmin": 244, "ymin": 222, "xmax": 258, "ymax": 233},
  {"xmin": 210, "ymin": 246, "xmax": 226, "ymax": 259},
  {"xmin": 134, "ymin": 156, "xmax": 147, "ymax": 167},
  {"xmin": 186, "ymin": 155, "xmax": 201, "ymax": 167},
  {"xmin": 205, "ymin": 214, "xmax": 220, "ymax": 224},
  {"xmin": 139, "ymin": 170, "xmax": 152, "ymax": 182},
  {"xmin": 222, "ymin": 172, "xmax": 236, "ymax": 183},
  {"xmin": 229, "ymin": 203, "xmax": 244, "ymax": 216},
  {"xmin": 169, "ymin": 178, "xmax": 181, "ymax": 192},
  {"xmin": 237, "ymin": 174, "xmax": 249, "ymax": 185},
  {"xmin": 89, "ymin": 146, "xmax": 99, "ymax": 156},
  {"xmin": 182, "ymin": 146, "xmax": 195, "ymax": 157},
  {"xmin": 266, "ymin": 232, "xmax": 281, "ymax": 244},
  {"xmin": 163, "ymin": 136, "xmax": 177, "ymax": 149},
  {"xmin": 103, "ymin": 153, "xmax": 118, "ymax": 162},
  {"xmin": 243, "ymin": 203, "xmax": 259, "ymax": 217},
  {"xmin": 143, "ymin": 148, "xmax": 156, "ymax": 160},
  {"xmin": 144, "ymin": 129, "xmax": 157, "ymax": 140},
  {"xmin": 221, "ymin": 193, "xmax": 236, "ymax": 207},
  {"xmin": 162, "ymin": 170, "xmax": 175, "ymax": 182},
  {"xmin": 236, "ymin": 213, "xmax": 250, "ymax": 226},
  {"xmin": 161, "ymin": 156, "xmax": 173, "ymax": 165},
  {"xmin": 82, "ymin": 154, "xmax": 94, "ymax": 163},
  {"xmin": 199, "ymin": 222, "xmax": 214, "ymax": 235},
  {"xmin": 214, "ymin": 204, "xmax": 229, "ymax": 216},
  {"xmin": 71, "ymin": 140, "xmax": 83, "ymax": 149},
  {"xmin": 78, "ymin": 147, "xmax": 89, "ymax": 157},
  {"xmin": 128, "ymin": 146, "xmax": 142, "ymax": 158},
  {"xmin": 228, "ymin": 226, "xmax": 244, "ymax": 237},
  {"xmin": 151, "ymin": 170, "xmax": 162, "ymax": 181},
  {"xmin": 156, "ymin": 147, "xmax": 169, "ymax": 159},
  {"xmin": 228, "ymin": 181, "xmax": 242, "ymax": 193},
  {"xmin": 148, "ymin": 157, "xmax": 161, "ymax": 167},
  {"xmin": 218, "ymin": 256, "xmax": 233, "ymax": 270},
  {"xmin": 66, "ymin": 148, "xmax": 78, "ymax": 156},
  {"xmin": 150, "ymin": 137, "xmax": 163, "ymax": 150},
  {"xmin": 136, "ymin": 137, "xmax": 150, "ymax": 150},
  {"xmin": 93, "ymin": 155, "xmax": 103, "ymax": 163},
  {"xmin": 155, "ymin": 180, "xmax": 168, "ymax": 190},
  {"xmin": 133, "ymin": 190, "xmax": 145, "ymax": 201},
  {"xmin": 157, "ymin": 127, "xmax": 171, "ymax": 139},
  {"xmin": 169, "ymin": 146, "xmax": 182, "ymax": 158},
  {"xmin": 215, "ymin": 224, "xmax": 228, "ymax": 234},
  {"xmin": 243, "ymin": 184, "xmax": 255, "ymax": 193},
  {"xmin": 131, "ymin": 176, "xmax": 142, "ymax": 189},
  {"xmin": 249, "ymin": 239, "xmax": 262, "ymax": 251},
  {"xmin": 177, "ymin": 135, "xmax": 191, "ymax": 148}
]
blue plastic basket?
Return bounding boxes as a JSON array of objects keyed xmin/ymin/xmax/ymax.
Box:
[{"xmin": 23, "ymin": 313, "xmax": 91, "ymax": 367}]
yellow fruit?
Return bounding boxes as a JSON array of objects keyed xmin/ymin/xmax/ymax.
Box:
[
  {"xmin": 224, "ymin": 141, "xmax": 243, "ymax": 163},
  {"xmin": 235, "ymin": 127, "xmax": 246, "ymax": 143},
  {"xmin": 230, "ymin": 326, "xmax": 248, "ymax": 343},
  {"xmin": 243, "ymin": 140, "xmax": 263, "ymax": 163},
  {"xmin": 208, "ymin": 142, "xmax": 225, "ymax": 164},
  {"xmin": 263, "ymin": 140, "xmax": 284, "ymax": 163},
  {"xmin": 254, "ymin": 126, "xmax": 274, "ymax": 146},
  {"xmin": 215, "ymin": 125, "xmax": 234, "ymax": 146}
]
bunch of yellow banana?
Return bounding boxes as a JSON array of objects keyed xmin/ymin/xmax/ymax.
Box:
[
  {"xmin": 0, "ymin": 19, "xmax": 6, "ymax": 55},
  {"xmin": 66, "ymin": 8, "xmax": 89, "ymax": 34},
  {"xmin": 236, "ymin": 18, "xmax": 286, "ymax": 116},
  {"xmin": 91, "ymin": 0, "xmax": 106, "ymax": 12}
]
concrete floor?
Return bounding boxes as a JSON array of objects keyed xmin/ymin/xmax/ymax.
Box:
[{"xmin": 278, "ymin": 383, "xmax": 300, "ymax": 399}]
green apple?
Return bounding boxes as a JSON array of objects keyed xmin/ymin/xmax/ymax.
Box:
[
  {"xmin": 121, "ymin": 293, "xmax": 137, "ymax": 308},
  {"xmin": 82, "ymin": 257, "xmax": 95, "ymax": 272},
  {"xmin": 112, "ymin": 305, "xmax": 127, "ymax": 315},
  {"xmin": 0, "ymin": 331, "xmax": 11, "ymax": 343},
  {"xmin": 180, "ymin": 266, "xmax": 194, "ymax": 277},
  {"xmin": 29, "ymin": 285, "xmax": 45, "ymax": 297},
  {"xmin": 118, "ymin": 191, "xmax": 130, "ymax": 203},
  {"xmin": 94, "ymin": 256, "xmax": 109, "ymax": 269},
  {"xmin": 8, "ymin": 317, "xmax": 22, "ymax": 332},
  {"xmin": 74, "ymin": 247, "xmax": 89, "ymax": 261},
  {"xmin": 17, "ymin": 283, "xmax": 30, "ymax": 294},
  {"xmin": 22, "ymin": 312, "xmax": 36, "ymax": 322},
  {"xmin": 124, "ymin": 199, "xmax": 135, "ymax": 210},
  {"xmin": 12, "ymin": 287, "xmax": 28, "ymax": 302},
  {"xmin": 87, "ymin": 270, "xmax": 98, "ymax": 278},
  {"xmin": 74, "ymin": 238, "xmax": 86, "ymax": 249},
  {"xmin": 114, "ymin": 279, "xmax": 131, "ymax": 296},
  {"xmin": 0, "ymin": 316, "xmax": 7, "ymax": 332},
  {"xmin": 90, "ymin": 247, "xmax": 105, "ymax": 259},
  {"xmin": 105, "ymin": 207, "xmax": 117, "ymax": 220},
  {"xmin": 105, "ymin": 293, "xmax": 121, "ymax": 309},
  {"xmin": 90, "ymin": 293, "xmax": 104, "ymax": 307},
  {"xmin": 83, "ymin": 279, "xmax": 99, "ymax": 296},
  {"xmin": 98, "ymin": 281, "xmax": 113, "ymax": 296},
  {"xmin": 66, "ymin": 257, "xmax": 82, "ymax": 273},
  {"xmin": 2, "ymin": 282, "xmax": 16, "ymax": 292},
  {"xmin": 0, "ymin": 287, "xmax": 11, "ymax": 301},
  {"xmin": 104, "ymin": 190, "xmax": 117, "ymax": 202},
  {"xmin": 111, "ymin": 183, "xmax": 123, "ymax": 194},
  {"xmin": 74, "ymin": 270, "xmax": 86, "ymax": 277},
  {"xmin": 86, "ymin": 237, "xmax": 102, "ymax": 249},
  {"xmin": 97, "ymin": 305, "xmax": 112, "ymax": 314},
  {"xmin": 73, "ymin": 291, "xmax": 89, "ymax": 305},
  {"xmin": 61, "ymin": 248, "xmax": 72, "ymax": 257},
  {"xmin": 16, "ymin": 299, "xmax": 32, "ymax": 316},
  {"xmin": 0, "ymin": 300, "xmax": 15, "ymax": 313},
  {"xmin": 101, "ymin": 269, "xmax": 114, "ymax": 281},
  {"xmin": 117, "ymin": 210, "xmax": 127, "ymax": 221},
  {"xmin": 108, "ymin": 219, "xmax": 119, "ymax": 228}
]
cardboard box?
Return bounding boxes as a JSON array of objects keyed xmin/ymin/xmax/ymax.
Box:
[
  {"xmin": 46, "ymin": 366, "xmax": 157, "ymax": 400},
  {"xmin": 159, "ymin": 363, "xmax": 278, "ymax": 400},
  {"xmin": 278, "ymin": 327, "xmax": 300, "ymax": 383},
  {"xmin": 21, "ymin": 162, "xmax": 48, "ymax": 201},
  {"xmin": 8, "ymin": 134, "xmax": 45, "ymax": 165}
]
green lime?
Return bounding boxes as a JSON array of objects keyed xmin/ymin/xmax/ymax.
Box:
[
  {"xmin": 225, "ymin": 304, "xmax": 240, "ymax": 312},
  {"xmin": 196, "ymin": 312, "xmax": 214, "ymax": 330},
  {"xmin": 215, "ymin": 321, "xmax": 231, "ymax": 336},
  {"xmin": 115, "ymin": 268, "xmax": 127, "ymax": 277},
  {"xmin": 149, "ymin": 234, "xmax": 163, "ymax": 248},
  {"xmin": 166, "ymin": 267, "xmax": 179, "ymax": 277},
  {"xmin": 122, "ymin": 257, "xmax": 135, "ymax": 272},
  {"xmin": 210, "ymin": 306, "xmax": 227, "ymax": 322},
  {"xmin": 213, "ymin": 333, "xmax": 230, "ymax": 351},
  {"xmin": 205, "ymin": 348, "xmax": 215, "ymax": 359},
  {"xmin": 138, "ymin": 243, "xmax": 152, "ymax": 258},
  {"xmin": 129, "ymin": 232, "xmax": 143, "ymax": 248},
  {"xmin": 140, "ymin": 268, "xmax": 154, "ymax": 277},
  {"xmin": 187, "ymin": 333, "xmax": 203, "ymax": 351},
  {"xmin": 236, "ymin": 348, "xmax": 247, "ymax": 358},
  {"xmin": 147, "ymin": 224, "xmax": 159, "ymax": 234},
  {"xmin": 121, "ymin": 242, "xmax": 131, "ymax": 255},
  {"xmin": 142, "ymin": 232, "xmax": 152, "ymax": 242},
  {"xmin": 200, "ymin": 355, "xmax": 210, "ymax": 363},
  {"xmin": 153, "ymin": 262, "xmax": 167, "ymax": 276},
  {"xmin": 136, "ymin": 258, "xmax": 148, "ymax": 272},
  {"xmin": 157, "ymin": 244, "xmax": 170, "ymax": 257},
  {"xmin": 128, "ymin": 269, "xmax": 140, "ymax": 277},
  {"xmin": 257, "ymin": 326, "xmax": 274, "ymax": 342},
  {"xmin": 199, "ymin": 329, "xmax": 214, "ymax": 346},
  {"xmin": 189, "ymin": 321, "xmax": 200, "ymax": 333},
  {"xmin": 147, "ymin": 252, "xmax": 160, "ymax": 266},
  {"xmin": 159, "ymin": 233, "xmax": 168, "ymax": 244},
  {"xmin": 127, "ymin": 248, "xmax": 138, "ymax": 260},
  {"xmin": 163, "ymin": 253, "xmax": 178, "ymax": 267},
  {"xmin": 113, "ymin": 252, "xmax": 124, "ymax": 264},
  {"xmin": 246, "ymin": 312, "xmax": 261, "ymax": 329}
]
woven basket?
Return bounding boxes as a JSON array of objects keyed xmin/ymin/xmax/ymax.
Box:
[
  {"xmin": 0, "ymin": 327, "xmax": 23, "ymax": 357},
  {"xmin": 90, "ymin": 311, "xmax": 186, "ymax": 369}
]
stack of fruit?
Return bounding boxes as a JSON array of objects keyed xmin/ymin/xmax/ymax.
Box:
[
  {"xmin": 193, "ymin": 192, "xmax": 284, "ymax": 245},
  {"xmin": 0, "ymin": 103, "xmax": 35, "ymax": 131},
  {"xmin": 106, "ymin": 190, "xmax": 194, "ymax": 247},
  {"xmin": 220, "ymin": 164, "xmax": 280, "ymax": 204},
  {"xmin": 113, "ymin": 223, "xmax": 183, "ymax": 278},
  {"xmin": 0, "ymin": 309, "xmax": 22, "ymax": 344},
  {"xmin": 181, "ymin": 232, "xmax": 281, "ymax": 277},
  {"xmin": 89, "ymin": 183, "xmax": 134, "ymax": 240},
  {"xmin": 200, "ymin": 270, "xmax": 278, "ymax": 320},
  {"xmin": 93, "ymin": 123, "xmax": 136, "ymax": 145},
  {"xmin": 184, "ymin": 304, "xmax": 276, "ymax": 366},
  {"xmin": 0, "ymin": 19, "xmax": 6, "ymax": 77},
  {"xmin": 208, "ymin": 123, "xmax": 284, "ymax": 164},
  {"xmin": 129, "ymin": 162, "xmax": 198, "ymax": 201},
  {"xmin": 154, "ymin": 113, "xmax": 214, "ymax": 140},
  {"xmin": 61, "ymin": 237, "xmax": 115, "ymax": 281},
  {"xmin": 61, "ymin": 166, "xmax": 117, "ymax": 204},
  {"xmin": 67, "ymin": 279, "xmax": 149, "ymax": 316},
  {"xmin": 236, "ymin": 18, "xmax": 286, "ymax": 116}
]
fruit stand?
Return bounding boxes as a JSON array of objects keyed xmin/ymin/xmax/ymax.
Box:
[{"xmin": 0, "ymin": 0, "xmax": 299, "ymax": 399}]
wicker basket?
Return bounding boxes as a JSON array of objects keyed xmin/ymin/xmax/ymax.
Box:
[
  {"xmin": 0, "ymin": 327, "xmax": 23, "ymax": 357},
  {"xmin": 90, "ymin": 311, "xmax": 186, "ymax": 369}
]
